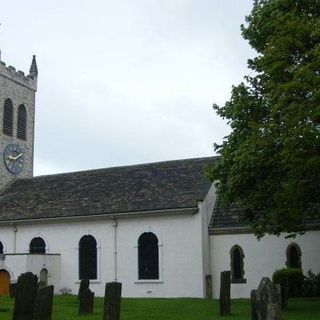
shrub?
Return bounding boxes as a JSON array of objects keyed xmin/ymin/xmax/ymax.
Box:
[
  {"xmin": 59, "ymin": 287, "xmax": 72, "ymax": 295},
  {"xmin": 272, "ymin": 268, "xmax": 304, "ymax": 297},
  {"xmin": 302, "ymin": 270, "xmax": 320, "ymax": 297}
]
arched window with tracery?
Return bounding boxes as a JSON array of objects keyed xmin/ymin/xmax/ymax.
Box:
[
  {"xmin": 230, "ymin": 245, "xmax": 246, "ymax": 283},
  {"xmin": 3, "ymin": 99, "xmax": 13, "ymax": 136},
  {"xmin": 138, "ymin": 232, "xmax": 159, "ymax": 280},
  {"xmin": 29, "ymin": 237, "xmax": 46, "ymax": 254},
  {"xmin": 79, "ymin": 235, "xmax": 97, "ymax": 280},
  {"xmin": 17, "ymin": 104, "xmax": 27, "ymax": 140},
  {"xmin": 286, "ymin": 243, "xmax": 302, "ymax": 269}
]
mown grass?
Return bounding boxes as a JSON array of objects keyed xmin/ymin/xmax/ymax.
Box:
[{"xmin": 0, "ymin": 295, "xmax": 319, "ymax": 320}]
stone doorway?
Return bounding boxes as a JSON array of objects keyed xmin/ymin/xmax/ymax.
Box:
[{"xmin": 0, "ymin": 269, "xmax": 10, "ymax": 295}]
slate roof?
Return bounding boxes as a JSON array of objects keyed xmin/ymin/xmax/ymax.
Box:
[
  {"xmin": 210, "ymin": 198, "xmax": 320, "ymax": 231},
  {"xmin": 0, "ymin": 157, "xmax": 217, "ymax": 222},
  {"xmin": 209, "ymin": 198, "xmax": 245, "ymax": 230}
]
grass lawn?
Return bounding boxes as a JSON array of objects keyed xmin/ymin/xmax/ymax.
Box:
[{"xmin": 0, "ymin": 295, "xmax": 319, "ymax": 320}]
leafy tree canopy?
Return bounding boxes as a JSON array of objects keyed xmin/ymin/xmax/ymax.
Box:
[{"xmin": 206, "ymin": 0, "xmax": 320, "ymax": 238}]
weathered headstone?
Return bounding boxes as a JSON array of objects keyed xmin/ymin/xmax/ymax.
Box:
[
  {"xmin": 205, "ymin": 274, "xmax": 212, "ymax": 298},
  {"xmin": 10, "ymin": 283, "xmax": 17, "ymax": 298},
  {"xmin": 38, "ymin": 281, "xmax": 46, "ymax": 291},
  {"xmin": 254, "ymin": 277, "xmax": 281, "ymax": 320},
  {"xmin": 78, "ymin": 279, "xmax": 90, "ymax": 299},
  {"xmin": 12, "ymin": 272, "xmax": 38, "ymax": 320},
  {"xmin": 251, "ymin": 289, "xmax": 258, "ymax": 320},
  {"xmin": 219, "ymin": 271, "xmax": 231, "ymax": 316},
  {"xmin": 103, "ymin": 282, "xmax": 122, "ymax": 320},
  {"xmin": 34, "ymin": 285, "xmax": 54, "ymax": 320},
  {"xmin": 79, "ymin": 288, "xmax": 94, "ymax": 315}
]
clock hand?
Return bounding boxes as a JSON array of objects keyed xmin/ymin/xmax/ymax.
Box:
[{"xmin": 14, "ymin": 153, "xmax": 23, "ymax": 160}]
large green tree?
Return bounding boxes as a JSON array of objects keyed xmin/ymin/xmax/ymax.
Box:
[{"xmin": 207, "ymin": 0, "xmax": 320, "ymax": 237}]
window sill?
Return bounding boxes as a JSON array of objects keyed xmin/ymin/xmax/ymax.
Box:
[
  {"xmin": 231, "ymin": 279, "xmax": 247, "ymax": 284},
  {"xmin": 134, "ymin": 280, "xmax": 163, "ymax": 284},
  {"xmin": 75, "ymin": 280, "xmax": 101, "ymax": 284}
]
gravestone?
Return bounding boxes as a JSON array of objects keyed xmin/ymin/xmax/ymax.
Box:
[
  {"xmin": 103, "ymin": 282, "xmax": 122, "ymax": 320},
  {"xmin": 205, "ymin": 274, "xmax": 212, "ymax": 298},
  {"xmin": 250, "ymin": 289, "xmax": 258, "ymax": 320},
  {"xmin": 78, "ymin": 279, "xmax": 90, "ymax": 299},
  {"xmin": 34, "ymin": 285, "xmax": 54, "ymax": 320},
  {"xmin": 79, "ymin": 288, "xmax": 94, "ymax": 315},
  {"xmin": 253, "ymin": 277, "xmax": 281, "ymax": 320},
  {"xmin": 219, "ymin": 271, "xmax": 231, "ymax": 316},
  {"xmin": 10, "ymin": 283, "xmax": 17, "ymax": 298},
  {"xmin": 38, "ymin": 281, "xmax": 46, "ymax": 290},
  {"xmin": 12, "ymin": 272, "xmax": 38, "ymax": 320}
]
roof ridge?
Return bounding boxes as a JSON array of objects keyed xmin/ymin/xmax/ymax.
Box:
[{"xmin": 22, "ymin": 156, "xmax": 219, "ymax": 181}]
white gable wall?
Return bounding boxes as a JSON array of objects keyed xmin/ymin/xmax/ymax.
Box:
[{"xmin": 210, "ymin": 230, "xmax": 320, "ymax": 298}]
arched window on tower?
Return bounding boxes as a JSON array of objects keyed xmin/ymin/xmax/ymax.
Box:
[
  {"xmin": 230, "ymin": 245, "xmax": 246, "ymax": 283},
  {"xmin": 79, "ymin": 235, "xmax": 97, "ymax": 280},
  {"xmin": 286, "ymin": 243, "xmax": 302, "ymax": 269},
  {"xmin": 0, "ymin": 241, "xmax": 3, "ymax": 254},
  {"xmin": 3, "ymin": 99, "xmax": 13, "ymax": 136},
  {"xmin": 29, "ymin": 237, "xmax": 46, "ymax": 254},
  {"xmin": 17, "ymin": 104, "xmax": 27, "ymax": 140},
  {"xmin": 138, "ymin": 232, "xmax": 159, "ymax": 280}
]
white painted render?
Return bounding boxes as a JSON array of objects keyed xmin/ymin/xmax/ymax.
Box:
[
  {"xmin": 210, "ymin": 231, "xmax": 320, "ymax": 298},
  {"xmin": 0, "ymin": 187, "xmax": 215, "ymax": 298}
]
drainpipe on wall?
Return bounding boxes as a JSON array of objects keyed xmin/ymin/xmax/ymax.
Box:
[
  {"xmin": 11, "ymin": 222, "xmax": 18, "ymax": 253},
  {"xmin": 112, "ymin": 216, "xmax": 118, "ymax": 282}
]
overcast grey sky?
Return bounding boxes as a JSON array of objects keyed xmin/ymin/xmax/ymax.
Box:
[{"xmin": 1, "ymin": 0, "xmax": 254, "ymax": 175}]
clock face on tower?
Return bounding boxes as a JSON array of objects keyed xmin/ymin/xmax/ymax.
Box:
[{"xmin": 3, "ymin": 144, "xmax": 25, "ymax": 175}]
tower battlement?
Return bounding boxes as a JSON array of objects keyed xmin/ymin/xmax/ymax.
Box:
[{"xmin": 0, "ymin": 59, "xmax": 37, "ymax": 92}]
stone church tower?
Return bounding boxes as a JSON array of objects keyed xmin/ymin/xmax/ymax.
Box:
[{"xmin": 0, "ymin": 55, "xmax": 38, "ymax": 191}]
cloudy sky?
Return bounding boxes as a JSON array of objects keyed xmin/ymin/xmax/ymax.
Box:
[{"xmin": 1, "ymin": 0, "xmax": 255, "ymax": 176}]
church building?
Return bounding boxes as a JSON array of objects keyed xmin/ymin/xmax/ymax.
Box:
[{"xmin": 0, "ymin": 55, "xmax": 319, "ymax": 298}]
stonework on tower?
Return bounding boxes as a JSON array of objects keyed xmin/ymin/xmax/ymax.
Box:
[{"xmin": 0, "ymin": 55, "xmax": 37, "ymax": 191}]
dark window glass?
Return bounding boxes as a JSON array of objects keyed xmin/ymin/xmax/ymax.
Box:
[
  {"xmin": 287, "ymin": 244, "xmax": 301, "ymax": 269},
  {"xmin": 3, "ymin": 99, "xmax": 13, "ymax": 136},
  {"xmin": 230, "ymin": 245, "xmax": 245, "ymax": 282},
  {"xmin": 138, "ymin": 232, "xmax": 159, "ymax": 280},
  {"xmin": 0, "ymin": 241, "xmax": 3, "ymax": 254},
  {"xmin": 17, "ymin": 105, "xmax": 27, "ymax": 140},
  {"xmin": 30, "ymin": 237, "xmax": 46, "ymax": 254},
  {"xmin": 79, "ymin": 235, "xmax": 97, "ymax": 280}
]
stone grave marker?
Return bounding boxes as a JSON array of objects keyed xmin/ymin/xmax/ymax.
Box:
[
  {"xmin": 34, "ymin": 285, "xmax": 54, "ymax": 320},
  {"xmin": 219, "ymin": 271, "xmax": 231, "ymax": 316},
  {"xmin": 79, "ymin": 288, "xmax": 94, "ymax": 315},
  {"xmin": 103, "ymin": 282, "xmax": 122, "ymax": 320},
  {"xmin": 250, "ymin": 289, "xmax": 258, "ymax": 320},
  {"xmin": 38, "ymin": 281, "xmax": 46, "ymax": 291},
  {"xmin": 10, "ymin": 283, "xmax": 17, "ymax": 298},
  {"xmin": 78, "ymin": 279, "xmax": 90, "ymax": 299},
  {"xmin": 12, "ymin": 272, "xmax": 38, "ymax": 320},
  {"xmin": 253, "ymin": 277, "xmax": 281, "ymax": 320}
]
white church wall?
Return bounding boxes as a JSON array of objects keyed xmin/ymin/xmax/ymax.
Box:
[
  {"xmin": 0, "ymin": 209, "xmax": 206, "ymax": 297},
  {"xmin": 210, "ymin": 230, "xmax": 320, "ymax": 298},
  {"xmin": 198, "ymin": 184, "xmax": 217, "ymax": 297}
]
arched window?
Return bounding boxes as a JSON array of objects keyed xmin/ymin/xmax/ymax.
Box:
[
  {"xmin": 230, "ymin": 245, "xmax": 246, "ymax": 283},
  {"xmin": 79, "ymin": 235, "xmax": 97, "ymax": 280},
  {"xmin": 17, "ymin": 104, "xmax": 27, "ymax": 140},
  {"xmin": 29, "ymin": 237, "xmax": 46, "ymax": 254},
  {"xmin": 138, "ymin": 232, "xmax": 159, "ymax": 280},
  {"xmin": 3, "ymin": 99, "xmax": 13, "ymax": 136},
  {"xmin": 0, "ymin": 242, "xmax": 3, "ymax": 254},
  {"xmin": 286, "ymin": 243, "xmax": 302, "ymax": 269}
]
